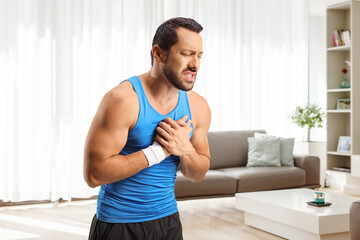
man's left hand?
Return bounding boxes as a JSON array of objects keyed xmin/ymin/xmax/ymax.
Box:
[{"xmin": 154, "ymin": 115, "xmax": 194, "ymax": 157}]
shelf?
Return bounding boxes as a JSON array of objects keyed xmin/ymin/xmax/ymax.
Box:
[
  {"xmin": 328, "ymin": 151, "xmax": 351, "ymax": 156},
  {"xmin": 327, "ymin": 169, "xmax": 350, "ymax": 174},
  {"xmin": 332, "ymin": 166, "xmax": 351, "ymax": 172},
  {"xmin": 331, "ymin": 169, "xmax": 351, "ymax": 174},
  {"xmin": 327, "ymin": 88, "xmax": 351, "ymax": 92},
  {"xmin": 326, "ymin": 1, "xmax": 360, "ymax": 176},
  {"xmin": 327, "ymin": 1, "xmax": 350, "ymax": 10},
  {"xmin": 327, "ymin": 110, "xmax": 351, "ymax": 113},
  {"xmin": 327, "ymin": 46, "xmax": 351, "ymax": 51}
]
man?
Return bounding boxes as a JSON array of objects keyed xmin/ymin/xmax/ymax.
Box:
[{"xmin": 84, "ymin": 17, "xmax": 211, "ymax": 240}]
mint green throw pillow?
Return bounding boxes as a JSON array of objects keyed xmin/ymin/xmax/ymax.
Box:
[
  {"xmin": 247, "ymin": 137, "xmax": 281, "ymax": 167},
  {"xmin": 254, "ymin": 133, "xmax": 295, "ymax": 166},
  {"xmin": 279, "ymin": 137, "xmax": 295, "ymax": 166}
]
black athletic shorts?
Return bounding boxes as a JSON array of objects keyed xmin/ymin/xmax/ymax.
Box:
[{"xmin": 88, "ymin": 212, "xmax": 183, "ymax": 240}]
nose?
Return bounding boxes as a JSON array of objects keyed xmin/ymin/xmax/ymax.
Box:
[{"xmin": 189, "ymin": 55, "xmax": 200, "ymax": 71}]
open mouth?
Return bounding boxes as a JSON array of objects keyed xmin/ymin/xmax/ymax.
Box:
[{"xmin": 184, "ymin": 71, "xmax": 196, "ymax": 82}]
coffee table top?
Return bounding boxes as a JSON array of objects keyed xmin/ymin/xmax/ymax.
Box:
[
  {"xmin": 235, "ymin": 188, "xmax": 359, "ymax": 235},
  {"xmin": 236, "ymin": 188, "xmax": 357, "ymax": 216}
]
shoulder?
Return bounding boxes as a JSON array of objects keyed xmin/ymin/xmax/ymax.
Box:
[
  {"xmin": 102, "ymin": 81, "xmax": 138, "ymax": 112},
  {"xmin": 187, "ymin": 90, "xmax": 210, "ymax": 114},
  {"xmin": 187, "ymin": 91, "xmax": 211, "ymax": 129},
  {"xmin": 187, "ymin": 90, "xmax": 206, "ymax": 104},
  {"xmin": 104, "ymin": 81, "xmax": 136, "ymax": 103},
  {"xmin": 98, "ymin": 81, "xmax": 139, "ymax": 129}
]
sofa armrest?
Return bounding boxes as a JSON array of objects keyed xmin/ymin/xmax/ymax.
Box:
[
  {"xmin": 293, "ymin": 154, "xmax": 320, "ymax": 187},
  {"xmin": 350, "ymin": 201, "xmax": 360, "ymax": 240}
]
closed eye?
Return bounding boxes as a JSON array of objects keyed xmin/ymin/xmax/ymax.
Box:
[
  {"xmin": 180, "ymin": 52, "xmax": 192, "ymax": 57},
  {"xmin": 180, "ymin": 52, "xmax": 203, "ymax": 60}
]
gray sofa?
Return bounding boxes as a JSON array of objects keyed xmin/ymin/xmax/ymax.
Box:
[{"xmin": 175, "ymin": 130, "xmax": 321, "ymax": 199}]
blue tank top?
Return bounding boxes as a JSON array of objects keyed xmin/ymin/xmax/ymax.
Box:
[{"xmin": 96, "ymin": 76, "xmax": 193, "ymax": 223}]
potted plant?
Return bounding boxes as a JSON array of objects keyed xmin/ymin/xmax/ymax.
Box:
[
  {"xmin": 290, "ymin": 103, "xmax": 326, "ymax": 186},
  {"xmin": 290, "ymin": 103, "xmax": 325, "ymax": 142}
]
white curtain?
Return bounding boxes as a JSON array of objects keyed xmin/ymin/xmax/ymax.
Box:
[{"xmin": 0, "ymin": 0, "xmax": 308, "ymax": 202}]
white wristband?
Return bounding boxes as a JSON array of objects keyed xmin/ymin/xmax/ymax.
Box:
[{"xmin": 142, "ymin": 142, "xmax": 166, "ymax": 167}]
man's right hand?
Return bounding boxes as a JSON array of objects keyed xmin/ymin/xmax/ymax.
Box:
[{"xmin": 157, "ymin": 141, "xmax": 171, "ymax": 158}]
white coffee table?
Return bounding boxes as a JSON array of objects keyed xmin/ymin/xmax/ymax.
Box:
[{"xmin": 235, "ymin": 188, "xmax": 358, "ymax": 240}]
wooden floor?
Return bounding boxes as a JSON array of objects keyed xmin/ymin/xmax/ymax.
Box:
[
  {"xmin": 0, "ymin": 196, "xmax": 284, "ymax": 240},
  {"xmin": 178, "ymin": 197, "xmax": 284, "ymax": 240},
  {"xmin": 1, "ymin": 188, "xmax": 357, "ymax": 240}
]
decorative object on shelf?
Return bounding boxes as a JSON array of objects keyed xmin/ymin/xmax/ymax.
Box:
[
  {"xmin": 333, "ymin": 29, "xmax": 351, "ymax": 46},
  {"xmin": 290, "ymin": 103, "xmax": 325, "ymax": 142},
  {"xmin": 340, "ymin": 68, "xmax": 350, "ymax": 88},
  {"xmin": 345, "ymin": 60, "xmax": 351, "ymax": 69},
  {"xmin": 337, "ymin": 136, "xmax": 351, "ymax": 153},
  {"xmin": 324, "ymin": 172, "xmax": 331, "ymax": 187},
  {"xmin": 336, "ymin": 98, "xmax": 351, "ymax": 110}
]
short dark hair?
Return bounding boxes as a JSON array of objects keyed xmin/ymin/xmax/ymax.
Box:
[{"xmin": 150, "ymin": 17, "xmax": 203, "ymax": 65}]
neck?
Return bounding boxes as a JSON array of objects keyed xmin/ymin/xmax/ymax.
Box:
[
  {"xmin": 139, "ymin": 66, "xmax": 179, "ymax": 98},
  {"xmin": 139, "ymin": 67, "xmax": 179, "ymax": 103}
]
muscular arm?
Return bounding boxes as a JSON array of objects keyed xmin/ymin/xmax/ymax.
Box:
[
  {"xmin": 180, "ymin": 92, "xmax": 211, "ymax": 182},
  {"xmin": 83, "ymin": 82, "xmax": 149, "ymax": 188},
  {"xmin": 155, "ymin": 92, "xmax": 211, "ymax": 182}
]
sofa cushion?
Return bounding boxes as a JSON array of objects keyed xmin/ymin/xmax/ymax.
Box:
[
  {"xmin": 254, "ymin": 133, "xmax": 295, "ymax": 166},
  {"xmin": 174, "ymin": 170, "xmax": 238, "ymax": 198},
  {"xmin": 218, "ymin": 167, "xmax": 306, "ymax": 192},
  {"xmin": 247, "ymin": 137, "xmax": 281, "ymax": 167},
  {"xmin": 208, "ymin": 130, "xmax": 266, "ymax": 169},
  {"xmin": 279, "ymin": 137, "xmax": 295, "ymax": 166}
]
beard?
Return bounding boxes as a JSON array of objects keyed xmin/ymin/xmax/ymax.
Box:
[{"xmin": 162, "ymin": 64, "xmax": 195, "ymax": 91}]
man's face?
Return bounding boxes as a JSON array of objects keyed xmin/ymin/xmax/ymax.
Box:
[{"xmin": 162, "ymin": 27, "xmax": 203, "ymax": 91}]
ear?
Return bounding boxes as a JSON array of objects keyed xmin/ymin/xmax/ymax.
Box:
[{"xmin": 152, "ymin": 45, "xmax": 165, "ymax": 63}]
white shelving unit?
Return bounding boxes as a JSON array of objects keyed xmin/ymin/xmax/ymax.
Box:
[{"xmin": 326, "ymin": 1, "xmax": 360, "ymax": 195}]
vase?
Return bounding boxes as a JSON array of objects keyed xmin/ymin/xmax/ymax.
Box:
[{"xmin": 340, "ymin": 74, "xmax": 350, "ymax": 88}]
